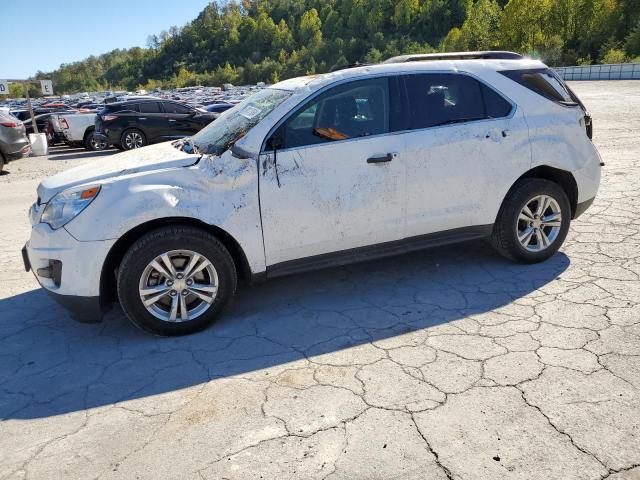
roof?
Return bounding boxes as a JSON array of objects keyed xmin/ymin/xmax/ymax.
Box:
[{"xmin": 271, "ymin": 54, "xmax": 546, "ymax": 93}]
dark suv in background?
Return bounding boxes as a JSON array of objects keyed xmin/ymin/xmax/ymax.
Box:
[{"xmin": 94, "ymin": 99, "xmax": 218, "ymax": 150}]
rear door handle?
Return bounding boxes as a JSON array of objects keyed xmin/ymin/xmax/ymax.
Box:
[
  {"xmin": 138, "ymin": 117, "xmax": 147, "ymax": 120},
  {"xmin": 367, "ymin": 153, "xmax": 396, "ymax": 164},
  {"xmin": 168, "ymin": 119, "xmax": 177, "ymax": 122}
]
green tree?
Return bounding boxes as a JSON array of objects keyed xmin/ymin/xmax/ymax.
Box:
[
  {"xmin": 458, "ymin": 0, "xmax": 502, "ymax": 50},
  {"xmin": 626, "ymin": 19, "xmax": 640, "ymax": 56},
  {"xmin": 299, "ymin": 8, "xmax": 322, "ymax": 49}
]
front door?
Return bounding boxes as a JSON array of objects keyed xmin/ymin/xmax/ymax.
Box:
[{"xmin": 259, "ymin": 77, "xmax": 406, "ymax": 269}]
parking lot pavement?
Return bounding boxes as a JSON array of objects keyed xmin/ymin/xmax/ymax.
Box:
[{"xmin": 1, "ymin": 81, "xmax": 639, "ymax": 480}]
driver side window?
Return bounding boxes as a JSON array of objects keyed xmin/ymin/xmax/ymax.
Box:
[{"xmin": 281, "ymin": 77, "xmax": 390, "ymax": 149}]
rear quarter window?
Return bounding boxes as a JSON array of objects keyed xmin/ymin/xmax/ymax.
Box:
[{"xmin": 499, "ymin": 68, "xmax": 578, "ymax": 106}]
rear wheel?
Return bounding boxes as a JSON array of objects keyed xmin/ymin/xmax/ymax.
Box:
[
  {"xmin": 0, "ymin": 154, "xmax": 4, "ymax": 173},
  {"xmin": 117, "ymin": 226, "xmax": 237, "ymax": 336},
  {"xmin": 84, "ymin": 130, "xmax": 108, "ymax": 151},
  {"xmin": 491, "ymin": 178, "xmax": 571, "ymax": 263},
  {"xmin": 120, "ymin": 128, "xmax": 147, "ymax": 150}
]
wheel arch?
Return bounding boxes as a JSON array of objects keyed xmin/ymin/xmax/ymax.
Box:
[
  {"xmin": 100, "ymin": 217, "xmax": 254, "ymax": 304},
  {"xmin": 83, "ymin": 125, "xmax": 95, "ymax": 138},
  {"xmin": 506, "ymin": 165, "xmax": 578, "ymax": 219}
]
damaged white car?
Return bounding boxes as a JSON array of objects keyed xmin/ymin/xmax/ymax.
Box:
[{"xmin": 23, "ymin": 51, "xmax": 602, "ymax": 335}]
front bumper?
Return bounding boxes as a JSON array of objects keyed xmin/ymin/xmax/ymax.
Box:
[
  {"xmin": 22, "ymin": 246, "xmax": 102, "ymax": 323},
  {"xmin": 23, "ymin": 223, "xmax": 116, "ymax": 322},
  {"xmin": 93, "ymin": 130, "xmax": 117, "ymax": 146}
]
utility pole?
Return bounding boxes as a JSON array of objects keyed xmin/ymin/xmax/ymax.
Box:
[{"xmin": 23, "ymin": 81, "xmax": 37, "ymax": 134}]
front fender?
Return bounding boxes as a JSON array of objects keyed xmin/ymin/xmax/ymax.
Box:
[{"xmin": 66, "ymin": 151, "xmax": 266, "ymax": 274}]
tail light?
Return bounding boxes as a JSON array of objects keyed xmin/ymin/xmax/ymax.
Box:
[
  {"xmin": 102, "ymin": 114, "xmax": 118, "ymax": 121},
  {"xmin": 0, "ymin": 121, "xmax": 19, "ymax": 128},
  {"xmin": 60, "ymin": 118, "xmax": 69, "ymax": 129}
]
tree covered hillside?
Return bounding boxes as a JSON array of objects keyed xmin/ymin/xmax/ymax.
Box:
[{"xmin": 37, "ymin": 0, "xmax": 640, "ymax": 93}]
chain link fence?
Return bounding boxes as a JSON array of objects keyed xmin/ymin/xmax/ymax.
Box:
[{"xmin": 555, "ymin": 63, "xmax": 640, "ymax": 80}]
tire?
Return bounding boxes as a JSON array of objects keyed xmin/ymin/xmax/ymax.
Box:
[
  {"xmin": 117, "ymin": 226, "xmax": 237, "ymax": 336},
  {"xmin": 83, "ymin": 130, "xmax": 108, "ymax": 151},
  {"xmin": 0, "ymin": 154, "xmax": 4, "ymax": 173},
  {"xmin": 120, "ymin": 128, "xmax": 147, "ymax": 150},
  {"xmin": 491, "ymin": 178, "xmax": 571, "ymax": 263}
]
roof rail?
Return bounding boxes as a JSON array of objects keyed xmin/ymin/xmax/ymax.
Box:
[
  {"xmin": 329, "ymin": 62, "xmax": 372, "ymax": 72},
  {"xmin": 383, "ymin": 51, "xmax": 523, "ymax": 64}
]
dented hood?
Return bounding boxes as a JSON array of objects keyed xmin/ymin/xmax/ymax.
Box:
[{"xmin": 38, "ymin": 142, "xmax": 199, "ymax": 203}]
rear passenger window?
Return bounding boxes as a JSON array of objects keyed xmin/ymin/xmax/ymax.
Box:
[
  {"xmin": 139, "ymin": 102, "xmax": 161, "ymax": 113},
  {"xmin": 164, "ymin": 102, "xmax": 192, "ymax": 114},
  {"xmin": 499, "ymin": 68, "xmax": 577, "ymax": 106},
  {"xmin": 402, "ymin": 74, "xmax": 512, "ymax": 130}
]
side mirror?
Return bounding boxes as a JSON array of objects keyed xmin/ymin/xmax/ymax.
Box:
[{"xmin": 267, "ymin": 134, "xmax": 283, "ymax": 151}]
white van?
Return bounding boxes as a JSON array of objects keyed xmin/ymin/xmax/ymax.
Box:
[{"xmin": 23, "ymin": 52, "xmax": 602, "ymax": 335}]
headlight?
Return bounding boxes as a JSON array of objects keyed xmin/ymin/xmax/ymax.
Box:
[{"xmin": 41, "ymin": 185, "xmax": 101, "ymax": 229}]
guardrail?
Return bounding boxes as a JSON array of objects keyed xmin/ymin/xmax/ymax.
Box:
[{"xmin": 555, "ymin": 63, "xmax": 640, "ymax": 80}]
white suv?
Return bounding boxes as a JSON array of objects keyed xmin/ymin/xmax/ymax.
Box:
[{"xmin": 23, "ymin": 52, "xmax": 602, "ymax": 335}]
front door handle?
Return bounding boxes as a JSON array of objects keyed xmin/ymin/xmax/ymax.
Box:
[
  {"xmin": 168, "ymin": 119, "xmax": 177, "ymax": 122},
  {"xmin": 138, "ymin": 117, "xmax": 147, "ymax": 120},
  {"xmin": 367, "ymin": 153, "xmax": 395, "ymax": 164}
]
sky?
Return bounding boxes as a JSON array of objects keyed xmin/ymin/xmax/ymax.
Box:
[{"xmin": 0, "ymin": 0, "xmax": 212, "ymax": 79}]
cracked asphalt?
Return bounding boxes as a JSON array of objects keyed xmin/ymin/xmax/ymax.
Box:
[{"xmin": 1, "ymin": 81, "xmax": 639, "ymax": 480}]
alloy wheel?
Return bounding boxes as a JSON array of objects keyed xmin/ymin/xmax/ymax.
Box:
[
  {"xmin": 124, "ymin": 131, "xmax": 144, "ymax": 149},
  {"xmin": 138, "ymin": 250, "xmax": 219, "ymax": 322},
  {"xmin": 516, "ymin": 194, "xmax": 563, "ymax": 252},
  {"xmin": 90, "ymin": 135, "xmax": 108, "ymax": 150}
]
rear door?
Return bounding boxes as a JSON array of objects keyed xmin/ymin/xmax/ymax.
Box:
[{"xmin": 399, "ymin": 72, "xmax": 530, "ymax": 236}]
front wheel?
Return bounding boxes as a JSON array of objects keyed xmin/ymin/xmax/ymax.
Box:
[
  {"xmin": 117, "ymin": 226, "xmax": 237, "ymax": 335},
  {"xmin": 84, "ymin": 130, "xmax": 108, "ymax": 151},
  {"xmin": 491, "ymin": 178, "xmax": 571, "ymax": 263}
]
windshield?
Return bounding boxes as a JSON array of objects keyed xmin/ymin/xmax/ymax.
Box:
[{"xmin": 191, "ymin": 88, "xmax": 292, "ymax": 155}]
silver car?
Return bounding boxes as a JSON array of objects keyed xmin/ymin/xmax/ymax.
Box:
[{"xmin": 0, "ymin": 112, "xmax": 30, "ymax": 172}]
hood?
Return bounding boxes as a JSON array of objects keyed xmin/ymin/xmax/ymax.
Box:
[{"xmin": 38, "ymin": 142, "xmax": 199, "ymax": 203}]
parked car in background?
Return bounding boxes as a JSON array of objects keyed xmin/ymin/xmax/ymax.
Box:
[
  {"xmin": 40, "ymin": 103, "xmax": 72, "ymax": 112},
  {"xmin": 58, "ymin": 112, "xmax": 107, "ymax": 150},
  {"xmin": 205, "ymin": 103, "xmax": 234, "ymax": 114},
  {"xmin": 44, "ymin": 115, "xmax": 68, "ymax": 145},
  {"xmin": 23, "ymin": 112, "xmax": 73, "ymax": 139},
  {"xmin": 0, "ymin": 113, "xmax": 30, "ymax": 172},
  {"xmin": 94, "ymin": 99, "xmax": 217, "ymax": 150}
]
